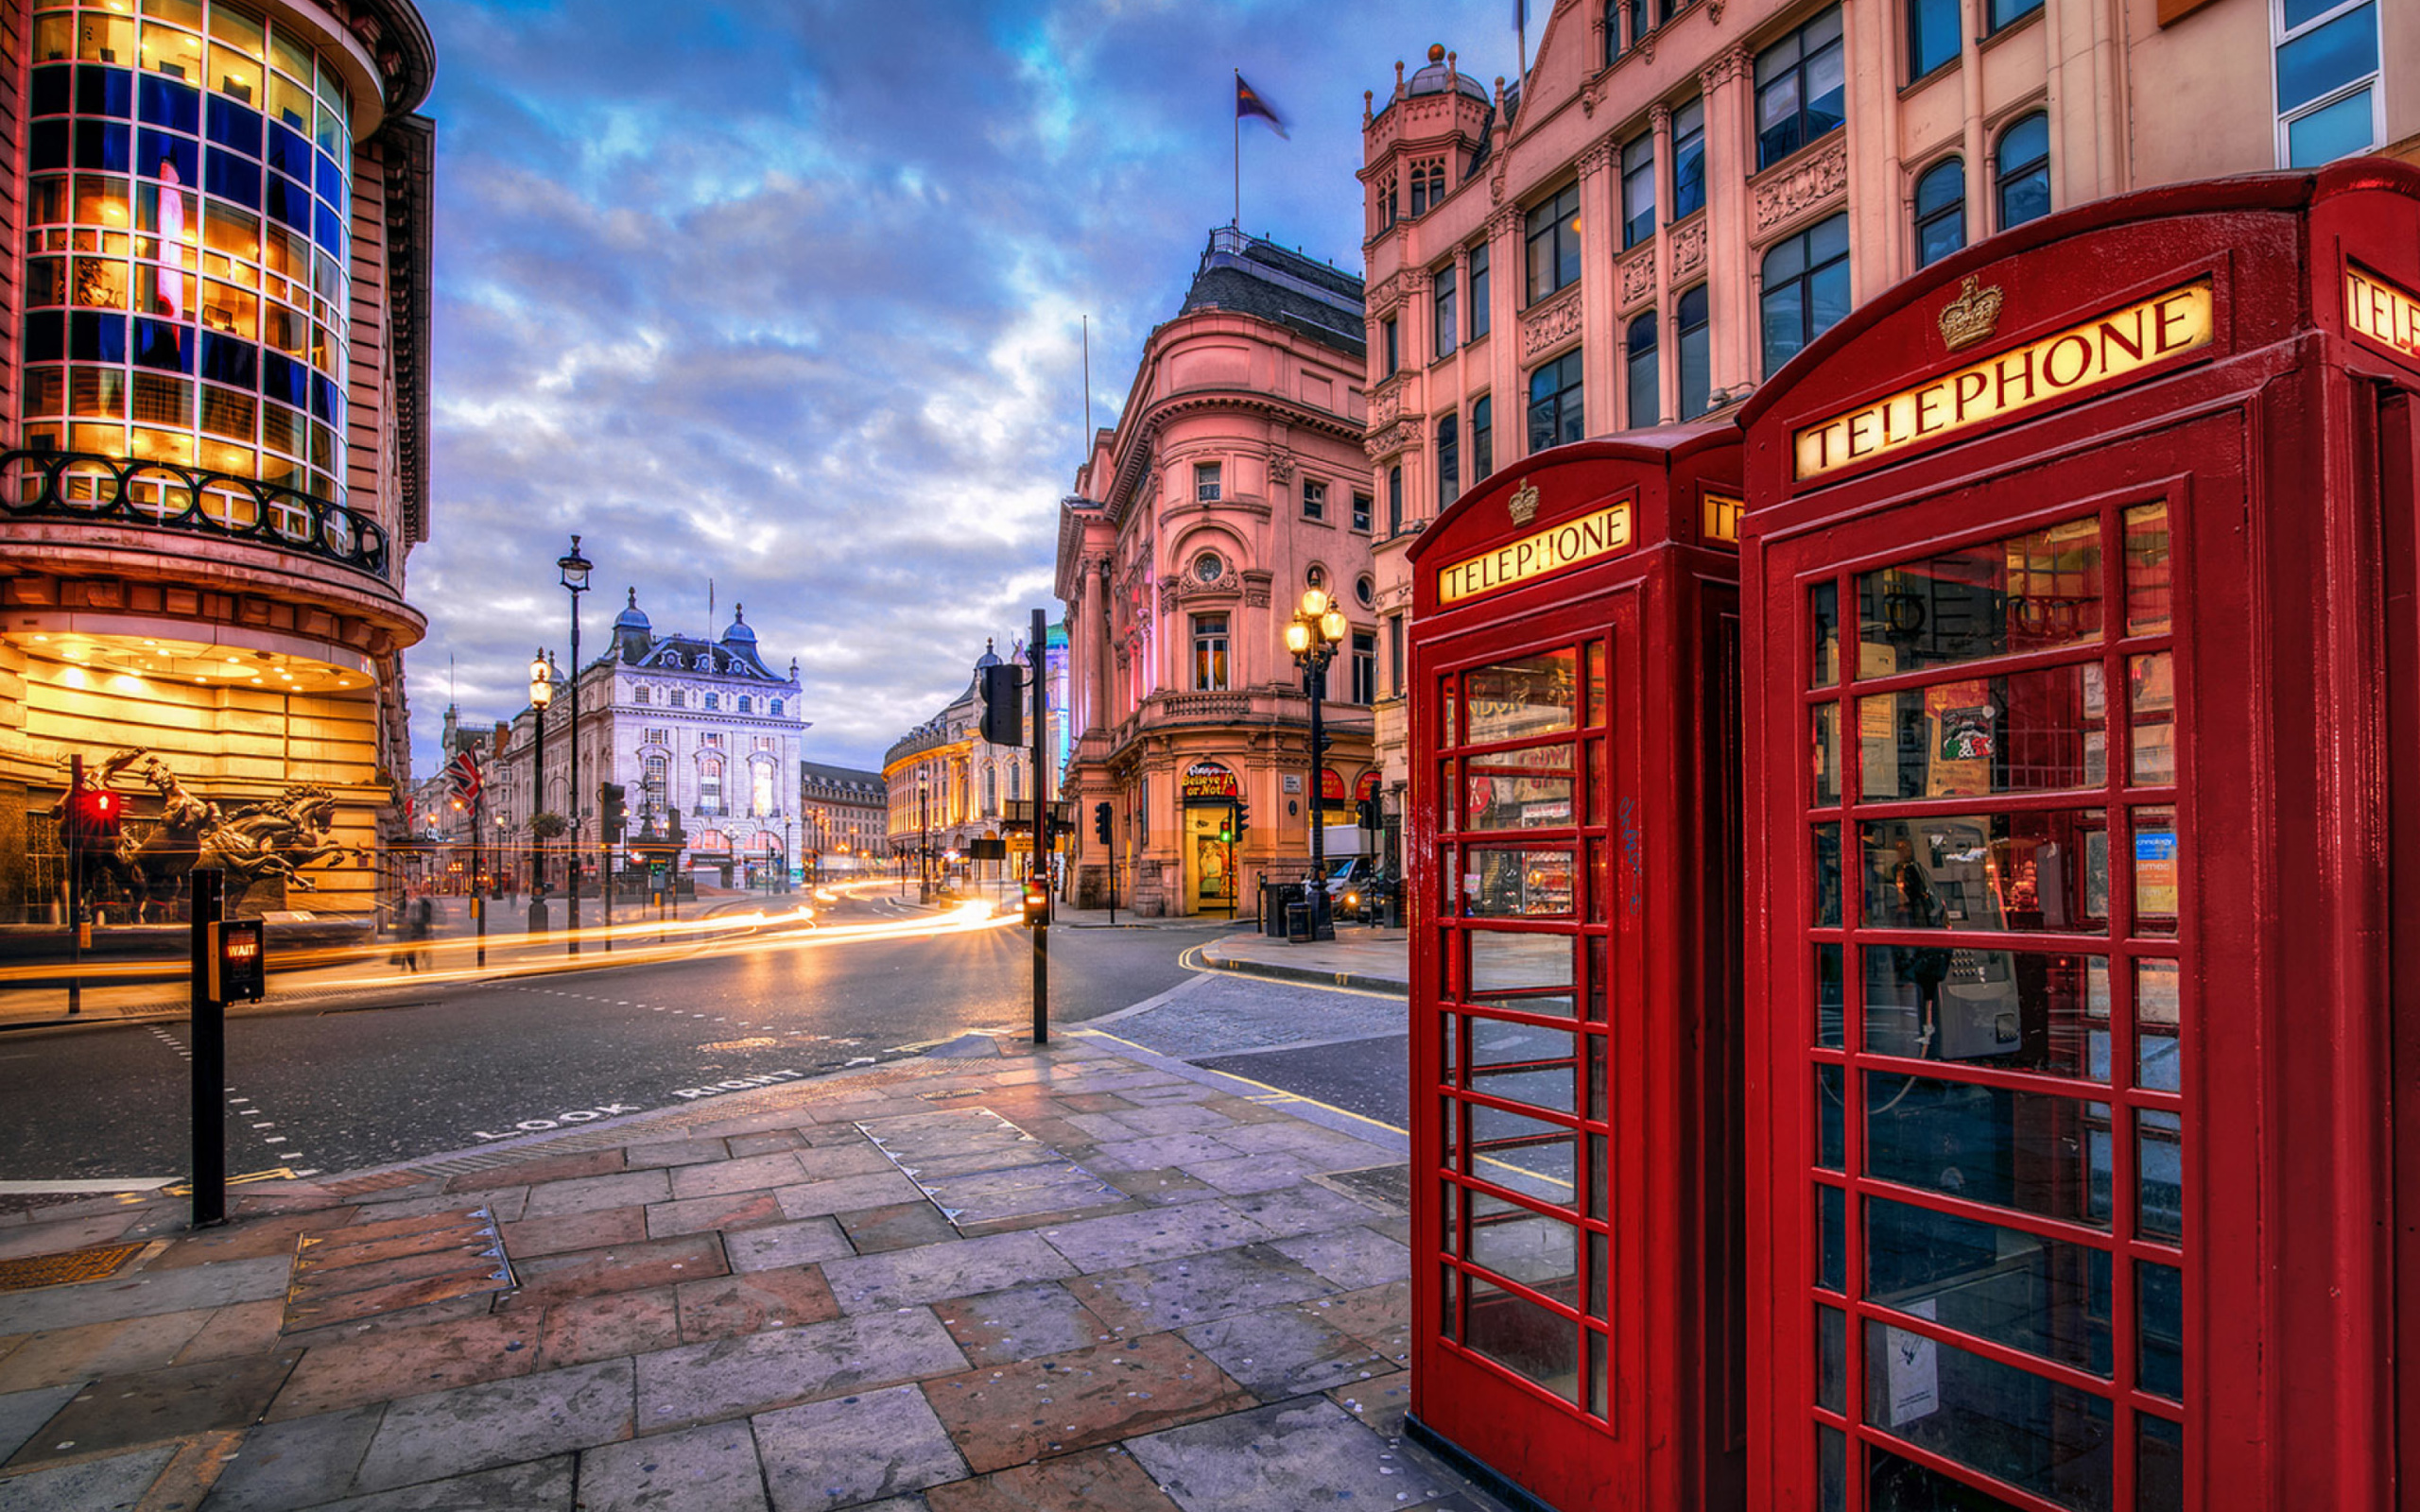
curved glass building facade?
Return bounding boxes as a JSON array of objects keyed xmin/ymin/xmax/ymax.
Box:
[{"xmin": 23, "ymin": 0, "xmax": 354, "ymax": 503}]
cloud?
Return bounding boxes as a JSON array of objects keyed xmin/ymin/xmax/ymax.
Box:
[{"xmin": 407, "ymin": 0, "xmax": 1495, "ymax": 773}]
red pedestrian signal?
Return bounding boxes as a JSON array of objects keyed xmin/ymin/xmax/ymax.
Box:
[
  {"xmin": 1022, "ymin": 874, "xmax": 1049, "ymax": 926},
  {"xmin": 63, "ymin": 787, "xmax": 122, "ymax": 843}
]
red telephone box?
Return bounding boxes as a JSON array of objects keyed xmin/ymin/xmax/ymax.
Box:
[
  {"xmin": 1734, "ymin": 163, "xmax": 2420, "ymax": 1512},
  {"xmin": 1404, "ymin": 426, "xmax": 1747, "ymax": 1512}
]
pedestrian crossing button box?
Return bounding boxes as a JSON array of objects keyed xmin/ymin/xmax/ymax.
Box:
[{"xmin": 207, "ymin": 920, "xmax": 266, "ymax": 1004}]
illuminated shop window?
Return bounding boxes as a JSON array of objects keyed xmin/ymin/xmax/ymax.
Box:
[{"xmin": 23, "ymin": 0, "xmax": 354, "ymax": 502}]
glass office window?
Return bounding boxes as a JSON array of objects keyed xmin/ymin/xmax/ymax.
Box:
[
  {"xmin": 1996, "ymin": 112, "xmax": 2051, "ymax": 230},
  {"xmin": 1755, "ymin": 6, "xmax": 1846, "ymax": 169},
  {"xmin": 1626, "ymin": 312, "xmax": 1659, "ymax": 430},
  {"xmin": 1913, "ymin": 158, "xmax": 1964, "ymax": 268}
]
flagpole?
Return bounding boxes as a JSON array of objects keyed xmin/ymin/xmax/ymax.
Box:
[{"xmin": 1232, "ymin": 69, "xmax": 1241, "ymax": 229}]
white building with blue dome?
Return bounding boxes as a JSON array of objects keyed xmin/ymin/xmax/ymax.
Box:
[{"xmin": 488, "ymin": 589, "xmax": 808, "ymax": 889}]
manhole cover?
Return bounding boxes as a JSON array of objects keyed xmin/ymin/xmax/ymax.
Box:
[
  {"xmin": 0, "ymin": 1242, "xmax": 146, "ymax": 1292},
  {"xmin": 284, "ymin": 1207, "xmax": 512, "ymax": 1331}
]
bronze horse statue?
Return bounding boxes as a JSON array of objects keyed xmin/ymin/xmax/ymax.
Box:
[{"xmin": 52, "ymin": 752, "xmax": 356, "ymax": 919}]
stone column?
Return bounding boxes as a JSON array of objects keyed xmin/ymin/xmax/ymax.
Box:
[
  {"xmin": 1083, "ymin": 555, "xmax": 1110, "ymax": 734},
  {"xmin": 1698, "ymin": 45, "xmax": 1754, "ymax": 397},
  {"xmin": 1575, "ymin": 140, "xmax": 1618, "ymax": 438},
  {"xmin": 1484, "ymin": 205, "xmax": 1522, "ymax": 460},
  {"xmin": 1648, "ymin": 101, "xmax": 1676, "ymax": 424}
]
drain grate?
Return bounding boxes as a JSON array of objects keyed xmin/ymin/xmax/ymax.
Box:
[
  {"xmin": 0, "ymin": 1241, "xmax": 147, "ymax": 1293},
  {"xmin": 283, "ymin": 1207, "xmax": 512, "ymax": 1331}
]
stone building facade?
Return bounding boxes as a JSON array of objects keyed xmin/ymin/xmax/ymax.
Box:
[
  {"xmin": 882, "ymin": 640, "xmax": 1046, "ymax": 873},
  {"xmin": 798, "ymin": 759, "xmax": 885, "ymax": 873},
  {"xmin": 1055, "ymin": 229, "xmax": 1377, "ymax": 917},
  {"xmin": 486, "ymin": 592, "xmax": 806, "ymax": 889},
  {"xmin": 0, "ymin": 0, "xmax": 436, "ymax": 921},
  {"xmin": 1357, "ymin": 0, "xmax": 2417, "ymax": 831}
]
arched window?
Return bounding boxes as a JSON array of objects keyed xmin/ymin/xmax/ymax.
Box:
[
  {"xmin": 1913, "ymin": 157, "xmax": 1965, "ymax": 267},
  {"xmin": 1678, "ymin": 285, "xmax": 1713, "ymax": 421},
  {"xmin": 1436, "ymin": 413, "xmax": 1460, "ymax": 507},
  {"xmin": 737, "ymin": 696, "xmax": 751, "ymax": 713},
  {"xmin": 769, "ymin": 700, "xmax": 782, "ymax": 717},
  {"xmin": 704, "ymin": 692, "xmax": 719, "ymax": 712},
  {"xmin": 1760, "ymin": 213, "xmax": 1851, "ymax": 376},
  {"xmin": 1626, "ymin": 312, "xmax": 1660, "ymax": 430},
  {"xmin": 1996, "ymin": 112, "xmax": 2050, "ymax": 230},
  {"xmin": 984, "ymin": 765, "xmax": 997, "ymax": 812}
]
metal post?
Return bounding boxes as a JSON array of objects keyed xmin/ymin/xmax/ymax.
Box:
[
  {"xmin": 1030, "ymin": 606, "xmax": 1048, "ymax": 1044},
  {"xmin": 566, "ymin": 634, "xmax": 581, "ymax": 957},
  {"xmin": 473, "ymin": 893, "xmax": 486, "ymax": 969},
  {"xmin": 1306, "ymin": 657, "xmax": 1329, "ymax": 937},
  {"xmin": 189, "ymin": 867, "xmax": 225, "ymax": 1228},
  {"xmin": 65, "ymin": 753, "xmax": 82, "ymax": 1017},
  {"xmin": 531, "ymin": 654, "xmax": 546, "ymax": 909},
  {"xmin": 600, "ymin": 838, "xmax": 612, "ymax": 953}
]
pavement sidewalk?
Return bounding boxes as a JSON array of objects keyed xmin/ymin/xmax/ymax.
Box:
[
  {"xmin": 0, "ymin": 1030, "xmax": 1497, "ymax": 1512},
  {"xmin": 1198, "ymin": 926, "xmax": 1411, "ymax": 994}
]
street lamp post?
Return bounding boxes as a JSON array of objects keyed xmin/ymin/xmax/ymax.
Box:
[
  {"xmin": 918, "ymin": 771, "xmax": 931, "ymax": 904},
  {"xmin": 557, "ymin": 535, "xmax": 593, "ymax": 954},
  {"xmin": 527, "ymin": 649, "xmax": 551, "ymax": 920},
  {"xmin": 1285, "ymin": 587, "xmax": 1349, "ymax": 938}
]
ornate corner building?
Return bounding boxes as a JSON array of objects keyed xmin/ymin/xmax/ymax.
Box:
[
  {"xmin": 486, "ymin": 593, "xmax": 808, "ymax": 890},
  {"xmin": 1055, "ymin": 229, "xmax": 1378, "ymax": 917},
  {"xmin": 1357, "ymin": 0, "xmax": 2415, "ymax": 838},
  {"xmin": 882, "ymin": 637, "xmax": 1058, "ymax": 875},
  {"xmin": 0, "ymin": 0, "xmax": 436, "ymax": 920}
]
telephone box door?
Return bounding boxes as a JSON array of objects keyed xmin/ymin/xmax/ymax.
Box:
[{"xmin": 1416, "ymin": 591, "xmax": 1639, "ymax": 1509}]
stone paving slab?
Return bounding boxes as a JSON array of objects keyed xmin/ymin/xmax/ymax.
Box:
[
  {"xmin": 0, "ymin": 1253, "xmax": 292, "ymax": 1334},
  {"xmin": 633, "ymin": 1309, "xmax": 965, "ymax": 1430},
  {"xmin": 575, "ymin": 1419, "xmax": 769, "ymax": 1512},
  {"xmin": 0, "ymin": 1030, "xmax": 1504, "ymax": 1512},
  {"xmin": 753, "ymin": 1382, "xmax": 967, "ymax": 1511},
  {"xmin": 350, "ymin": 1357, "xmax": 632, "ymax": 1494},
  {"xmin": 0, "ymin": 1439, "xmax": 180, "ymax": 1512}
]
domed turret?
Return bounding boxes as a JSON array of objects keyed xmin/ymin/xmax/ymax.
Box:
[
  {"xmin": 1406, "ymin": 43, "xmax": 1488, "ymax": 102},
  {"xmin": 721, "ymin": 603, "xmax": 757, "ymax": 648},
  {"xmin": 975, "ymin": 637, "xmax": 1002, "ymax": 670},
  {"xmin": 614, "ymin": 588, "xmax": 652, "ymax": 662}
]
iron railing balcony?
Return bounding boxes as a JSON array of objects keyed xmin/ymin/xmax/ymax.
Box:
[{"xmin": 2, "ymin": 449, "xmax": 391, "ymax": 579}]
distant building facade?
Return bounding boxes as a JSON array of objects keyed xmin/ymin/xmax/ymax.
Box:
[
  {"xmin": 487, "ymin": 591, "xmax": 806, "ymax": 887},
  {"xmin": 883, "ymin": 639, "xmax": 1046, "ymax": 868},
  {"xmin": 1356, "ymin": 3, "xmax": 2417, "ymax": 839},
  {"xmin": 799, "ymin": 760, "xmax": 885, "ymax": 870},
  {"xmin": 1055, "ymin": 228, "xmax": 1374, "ymax": 916}
]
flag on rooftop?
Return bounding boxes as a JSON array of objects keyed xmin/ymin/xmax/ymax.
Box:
[{"xmin": 1236, "ymin": 74, "xmax": 1288, "ymax": 139}]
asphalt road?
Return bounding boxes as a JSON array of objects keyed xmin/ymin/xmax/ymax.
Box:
[{"xmin": 0, "ymin": 893, "xmax": 1224, "ymax": 1183}]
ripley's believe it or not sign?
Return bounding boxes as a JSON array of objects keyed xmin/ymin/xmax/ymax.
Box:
[
  {"xmin": 1438, "ymin": 502, "xmax": 1635, "ymax": 605},
  {"xmin": 1793, "ymin": 279, "xmax": 2216, "ymax": 480}
]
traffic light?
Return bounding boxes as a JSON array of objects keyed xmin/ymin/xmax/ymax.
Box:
[
  {"xmin": 979, "ymin": 662, "xmax": 1024, "ymax": 746},
  {"xmin": 62, "ymin": 786, "xmax": 122, "ymax": 844},
  {"xmin": 1233, "ymin": 798, "xmax": 1250, "ymax": 837},
  {"xmin": 598, "ymin": 782, "xmax": 628, "ymax": 842},
  {"xmin": 1357, "ymin": 794, "xmax": 1381, "ymax": 831},
  {"xmin": 1022, "ymin": 872, "xmax": 1049, "ymax": 926},
  {"xmin": 1093, "ymin": 801, "xmax": 1112, "ymax": 844}
]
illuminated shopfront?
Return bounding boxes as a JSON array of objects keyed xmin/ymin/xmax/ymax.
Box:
[{"xmin": 0, "ymin": 0, "xmax": 436, "ymax": 924}]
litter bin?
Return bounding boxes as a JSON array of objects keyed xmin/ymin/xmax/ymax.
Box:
[{"xmin": 1286, "ymin": 900, "xmax": 1313, "ymax": 943}]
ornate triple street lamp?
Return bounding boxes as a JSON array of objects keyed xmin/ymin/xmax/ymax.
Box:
[
  {"xmin": 527, "ymin": 648, "xmax": 551, "ymax": 906},
  {"xmin": 1285, "ymin": 586, "xmax": 1349, "ymax": 933},
  {"xmin": 557, "ymin": 535, "xmax": 593, "ymax": 953}
]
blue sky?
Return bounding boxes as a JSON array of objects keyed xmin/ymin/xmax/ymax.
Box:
[{"xmin": 406, "ymin": 0, "xmax": 1511, "ymax": 774}]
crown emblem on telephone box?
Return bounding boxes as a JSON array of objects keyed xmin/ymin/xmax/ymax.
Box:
[
  {"xmin": 1507, "ymin": 479, "xmax": 1541, "ymax": 526},
  {"xmin": 1938, "ymin": 275, "xmax": 2006, "ymax": 352}
]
